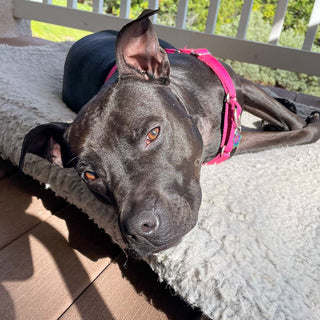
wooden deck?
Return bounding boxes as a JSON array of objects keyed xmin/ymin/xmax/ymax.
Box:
[{"xmin": 0, "ymin": 158, "xmax": 201, "ymax": 320}]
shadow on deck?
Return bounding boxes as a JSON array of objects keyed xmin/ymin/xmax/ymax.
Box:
[{"xmin": 0, "ymin": 158, "xmax": 202, "ymax": 320}]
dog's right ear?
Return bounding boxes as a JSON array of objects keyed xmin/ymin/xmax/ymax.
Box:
[
  {"xmin": 115, "ymin": 9, "xmax": 170, "ymax": 83},
  {"xmin": 19, "ymin": 122, "xmax": 74, "ymax": 171}
]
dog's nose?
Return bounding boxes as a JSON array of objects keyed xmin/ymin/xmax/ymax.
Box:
[{"xmin": 122, "ymin": 210, "xmax": 159, "ymax": 242}]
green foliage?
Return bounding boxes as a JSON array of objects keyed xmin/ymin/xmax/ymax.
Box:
[
  {"xmin": 285, "ymin": 0, "xmax": 314, "ymax": 33},
  {"xmin": 253, "ymin": 0, "xmax": 277, "ymax": 23},
  {"xmin": 186, "ymin": 0, "xmax": 244, "ymax": 33},
  {"xmin": 31, "ymin": 0, "xmax": 320, "ymax": 96},
  {"xmin": 221, "ymin": 10, "xmax": 320, "ymax": 96},
  {"xmin": 186, "ymin": 0, "xmax": 209, "ymax": 32},
  {"xmin": 252, "ymin": 0, "xmax": 320, "ymax": 46}
]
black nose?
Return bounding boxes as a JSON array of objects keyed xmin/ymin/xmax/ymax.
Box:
[{"xmin": 122, "ymin": 210, "xmax": 159, "ymax": 243}]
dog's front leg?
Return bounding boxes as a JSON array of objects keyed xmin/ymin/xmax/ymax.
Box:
[
  {"xmin": 236, "ymin": 113, "xmax": 320, "ymax": 153},
  {"xmin": 236, "ymin": 78, "xmax": 320, "ymax": 153},
  {"xmin": 240, "ymin": 78, "xmax": 306, "ymax": 131}
]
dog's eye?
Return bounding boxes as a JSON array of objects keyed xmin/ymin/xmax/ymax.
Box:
[
  {"xmin": 84, "ymin": 171, "xmax": 97, "ymax": 181},
  {"xmin": 147, "ymin": 127, "xmax": 160, "ymax": 143}
]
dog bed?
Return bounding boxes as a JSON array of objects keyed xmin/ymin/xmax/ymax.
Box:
[{"xmin": 1, "ymin": 41, "xmax": 320, "ymax": 320}]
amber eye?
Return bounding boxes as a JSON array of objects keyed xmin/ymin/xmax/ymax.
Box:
[
  {"xmin": 84, "ymin": 171, "xmax": 97, "ymax": 181},
  {"xmin": 147, "ymin": 127, "xmax": 160, "ymax": 143}
]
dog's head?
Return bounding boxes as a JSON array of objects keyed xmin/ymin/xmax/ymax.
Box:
[{"xmin": 19, "ymin": 10, "xmax": 204, "ymax": 259}]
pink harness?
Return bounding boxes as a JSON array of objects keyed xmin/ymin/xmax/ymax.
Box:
[{"xmin": 105, "ymin": 48, "xmax": 242, "ymax": 165}]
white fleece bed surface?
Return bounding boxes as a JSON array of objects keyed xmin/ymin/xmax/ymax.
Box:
[{"xmin": 1, "ymin": 42, "xmax": 320, "ymax": 320}]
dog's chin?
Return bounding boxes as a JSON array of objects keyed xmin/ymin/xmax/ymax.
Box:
[{"xmin": 126, "ymin": 239, "xmax": 182, "ymax": 260}]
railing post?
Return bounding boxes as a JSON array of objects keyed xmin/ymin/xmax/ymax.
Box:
[
  {"xmin": 268, "ymin": 0, "xmax": 289, "ymax": 45},
  {"xmin": 11, "ymin": 0, "xmax": 320, "ymax": 77},
  {"xmin": 119, "ymin": 0, "xmax": 131, "ymax": 19},
  {"xmin": 236, "ymin": 0, "xmax": 253, "ymax": 40},
  {"xmin": 92, "ymin": 0, "xmax": 103, "ymax": 14},
  {"xmin": 1, "ymin": 0, "xmax": 32, "ymax": 37},
  {"xmin": 148, "ymin": 0, "xmax": 159, "ymax": 23},
  {"xmin": 302, "ymin": 0, "xmax": 320, "ymax": 51},
  {"xmin": 176, "ymin": 0, "xmax": 189, "ymax": 29},
  {"xmin": 67, "ymin": 0, "xmax": 77, "ymax": 9},
  {"xmin": 205, "ymin": 0, "xmax": 220, "ymax": 34}
]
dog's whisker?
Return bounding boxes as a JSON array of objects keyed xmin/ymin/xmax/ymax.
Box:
[
  {"xmin": 122, "ymin": 251, "xmax": 129, "ymax": 268},
  {"xmin": 67, "ymin": 155, "xmax": 79, "ymax": 167}
]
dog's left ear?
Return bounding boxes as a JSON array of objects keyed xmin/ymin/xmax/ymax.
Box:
[
  {"xmin": 115, "ymin": 9, "xmax": 170, "ymax": 83},
  {"xmin": 19, "ymin": 122, "xmax": 74, "ymax": 170}
]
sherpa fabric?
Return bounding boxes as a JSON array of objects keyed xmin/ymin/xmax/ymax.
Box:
[{"xmin": 0, "ymin": 42, "xmax": 320, "ymax": 320}]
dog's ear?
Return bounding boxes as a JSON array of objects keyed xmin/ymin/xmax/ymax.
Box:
[
  {"xmin": 115, "ymin": 9, "xmax": 170, "ymax": 83},
  {"xmin": 19, "ymin": 122, "xmax": 74, "ymax": 170}
]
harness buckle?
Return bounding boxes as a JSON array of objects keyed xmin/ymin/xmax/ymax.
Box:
[
  {"xmin": 220, "ymin": 145, "xmax": 230, "ymax": 157},
  {"xmin": 190, "ymin": 51, "xmax": 211, "ymax": 57},
  {"xmin": 220, "ymin": 145, "xmax": 225, "ymax": 156},
  {"xmin": 234, "ymin": 107, "xmax": 241, "ymax": 129},
  {"xmin": 225, "ymin": 93, "xmax": 238, "ymax": 104}
]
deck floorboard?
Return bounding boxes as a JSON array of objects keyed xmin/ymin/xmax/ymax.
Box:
[
  {"xmin": 60, "ymin": 254, "xmax": 199, "ymax": 320},
  {"xmin": 0, "ymin": 206, "xmax": 117, "ymax": 320},
  {"xmin": 0, "ymin": 173, "xmax": 66, "ymax": 249}
]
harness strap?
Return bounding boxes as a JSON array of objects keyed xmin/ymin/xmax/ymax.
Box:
[
  {"xmin": 165, "ymin": 48, "xmax": 242, "ymax": 165},
  {"xmin": 105, "ymin": 64, "xmax": 117, "ymax": 83}
]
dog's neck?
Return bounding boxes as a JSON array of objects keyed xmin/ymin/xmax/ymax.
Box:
[{"xmin": 167, "ymin": 54, "xmax": 225, "ymax": 162}]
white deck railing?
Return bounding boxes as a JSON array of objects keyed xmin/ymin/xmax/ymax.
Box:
[{"xmin": 13, "ymin": 0, "xmax": 320, "ymax": 77}]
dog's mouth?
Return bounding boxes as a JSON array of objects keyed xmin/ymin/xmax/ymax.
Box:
[{"xmin": 125, "ymin": 237, "xmax": 182, "ymax": 259}]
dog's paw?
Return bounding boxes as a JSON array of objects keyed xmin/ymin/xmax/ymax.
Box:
[
  {"xmin": 305, "ymin": 112, "xmax": 320, "ymax": 143},
  {"xmin": 262, "ymin": 121, "xmax": 283, "ymax": 132},
  {"xmin": 307, "ymin": 112, "xmax": 320, "ymax": 125}
]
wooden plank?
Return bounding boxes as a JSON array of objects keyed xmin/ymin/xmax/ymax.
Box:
[
  {"xmin": 302, "ymin": 0, "xmax": 320, "ymax": 51},
  {"xmin": 236, "ymin": 0, "xmax": 253, "ymax": 40},
  {"xmin": 205, "ymin": 0, "xmax": 220, "ymax": 34},
  {"xmin": 60, "ymin": 254, "xmax": 200, "ymax": 320},
  {"xmin": 13, "ymin": 1, "xmax": 320, "ymax": 76},
  {"xmin": 0, "ymin": 158, "xmax": 17, "ymax": 180},
  {"xmin": 0, "ymin": 174, "xmax": 67, "ymax": 249},
  {"xmin": 0, "ymin": 206, "xmax": 120, "ymax": 320},
  {"xmin": 268, "ymin": 0, "xmax": 289, "ymax": 45}
]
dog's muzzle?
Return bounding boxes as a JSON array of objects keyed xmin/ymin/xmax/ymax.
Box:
[{"xmin": 119, "ymin": 198, "xmax": 196, "ymax": 259}]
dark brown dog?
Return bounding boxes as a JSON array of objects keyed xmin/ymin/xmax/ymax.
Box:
[{"xmin": 19, "ymin": 10, "xmax": 320, "ymax": 258}]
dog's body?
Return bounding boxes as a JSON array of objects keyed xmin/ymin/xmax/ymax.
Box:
[
  {"xmin": 62, "ymin": 30, "xmax": 175, "ymax": 114},
  {"xmin": 20, "ymin": 10, "xmax": 320, "ymax": 258}
]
